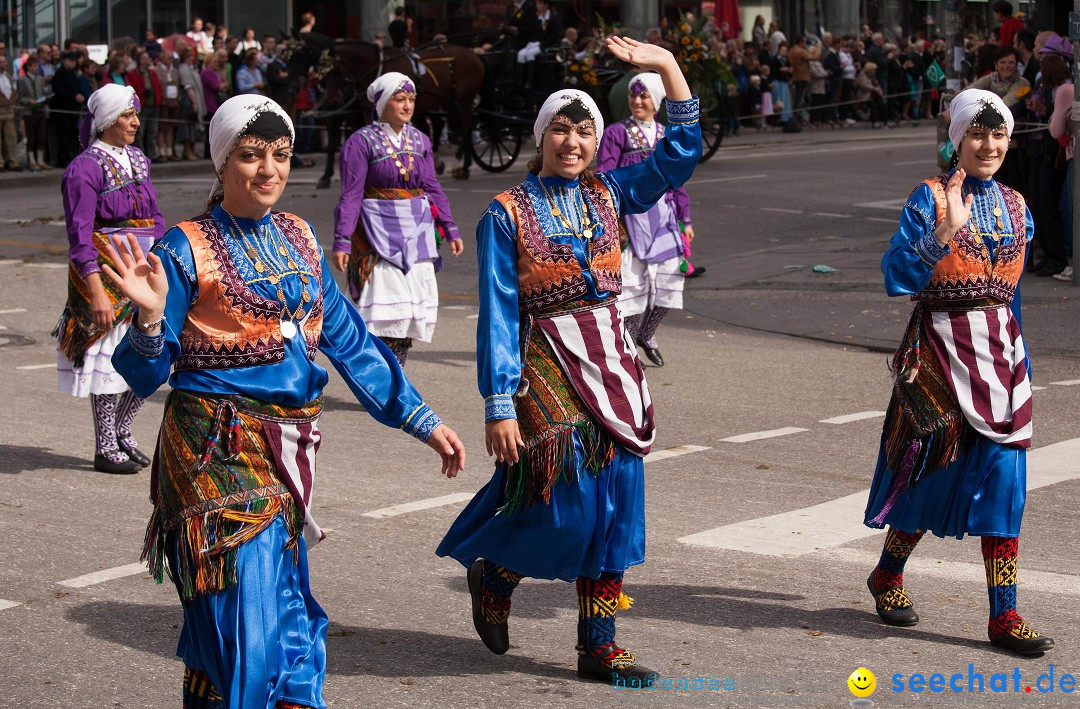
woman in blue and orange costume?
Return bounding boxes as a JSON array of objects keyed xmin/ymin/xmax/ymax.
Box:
[
  {"xmin": 597, "ymin": 71, "xmax": 693, "ymax": 367},
  {"xmin": 331, "ymin": 71, "xmax": 464, "ymax": 368},
  {"xmin": 863, "ymin": 89, "xmax": 1053, "ymax": 656},
  {"xmin": 54, "ymin": 83, "xmax": 166, "ymax": 475},
  {"xmin": 437, "ymin": 36, "xmax": 700, "ymax": 683},
  {"xmin": 105, "ymin": 95, "xmax": 467, "ymax": 708}
]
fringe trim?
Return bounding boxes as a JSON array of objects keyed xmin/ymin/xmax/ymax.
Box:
[
  {"xmin": 498, "ymin": 417, "xmax": 617, "ymax": 516},
  {"xmin": 52, "ymin": 302, "xmax": 134, "ymax": 368},
  {"xmin": 141, "ymin": 494, "xmax": 300, "ymax": 602}
]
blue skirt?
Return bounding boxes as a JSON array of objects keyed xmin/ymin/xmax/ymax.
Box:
[
  {"xmin": 437, "ymin": 433, "xmax": 646, "ymax": 582},
  {"xmin": 172, "ymin": 516, "xmax": 328, "ymax": 709},
  {"xmin": 864, "ymin": 434, "xmax": 1026, "ymax": 539},
  {"xmin": 772, "ymin": 81, "xmax": 793, "ymax": 123}
]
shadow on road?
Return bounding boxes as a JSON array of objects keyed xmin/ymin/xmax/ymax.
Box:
[{"xmin": 0, "ymin": 444, "xmax": 94, "ymax": 475}]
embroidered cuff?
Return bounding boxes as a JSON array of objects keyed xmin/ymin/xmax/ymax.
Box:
[
  {"xmin": 78, "ymin": 260, "xmax": 102, "ymax": 278},
  {"xmin": 915, "ymin": 230, "xmax": 950, "ymax": 265},
  {"xmin": 666, "ymin": 96, "xmax": 700, "ymax": 125},
  {"xmin": 447, "ymin": 225, "xmax": 462, "ymax": 241},
  {"xmin": 484, "ymin": 394, "xmax": 517, "ymax": 422},
  {"xmin": 402, "ymin": 404, "xmax": 443, "ymax": 443},
  {"xmin": 128, "ymin": 321, "xmax": 165, "ymax": 358},
  {"xmin": 332, "ymin": 236, "xmax": 352, "ymax": 255}
]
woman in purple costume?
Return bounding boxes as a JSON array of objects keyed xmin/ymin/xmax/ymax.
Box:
[
  {"xmin": 597, "ymin": 71, "xmax": 694, "ymax": 367},
  {"xmin": 331, "ymin": 71, "xmax": 463, "ymax": 367},
  {"xmin": 54, "ymin": 83, "xmax": 165, "ymax": 474}
]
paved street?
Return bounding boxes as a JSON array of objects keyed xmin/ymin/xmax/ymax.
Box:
[{"xmin": 1, "ymin": 123, "xmax": 1078, "ymax": 708}]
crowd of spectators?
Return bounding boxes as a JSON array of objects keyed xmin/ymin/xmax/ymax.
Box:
[{"xmin": 0, "ymin": 11, "xmax": 319, "ymax": 172}]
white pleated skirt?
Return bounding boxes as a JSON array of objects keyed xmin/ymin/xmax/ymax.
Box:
[
  {"xmin": 618, "ymin": 249, "xmax": 684, "ymax": 317},
  {"xmin": 57, "ymin": 323, "xmax": 132, "ymax": 397},
  {"xmin": 355, "ymin": 259, "xmax": 439, "ymax": 342}
]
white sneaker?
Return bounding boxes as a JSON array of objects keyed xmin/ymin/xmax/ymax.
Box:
[
  {"xmin": 1052, "ymin": 265, "xmax": 1073, "ymax": 281},
  {"xmin": 845, "ymin": 118, "xmax": 857, "ymax": 125}
]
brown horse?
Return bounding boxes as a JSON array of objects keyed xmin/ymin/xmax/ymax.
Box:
[{"xmin": 292, "ymin": 39, "xmax": 485, "ymax": 184}]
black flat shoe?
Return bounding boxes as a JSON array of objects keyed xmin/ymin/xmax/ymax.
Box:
[
  {"xmin": 577, "ymin": 654, "xmax": 659, "ymax": 685},
  {"xmin": 990, "ymin": 629, "xmax": 1054, "ymax": 656},
  {"xmin": 118, "ymin": 439, "xmax": 151, "ymax": 466},
  {"xmin": 637, "ymin": 339, "xmax": 664, "ymax": 367},
  {"xmin": 867, "ymin": 574, "xmax": 919, "ymax": 627},
  {"xmin": 93, "ymin": 451, "xmax": 142, "ymax": 475},
  {"xmin": 685, "ymin": 265, "xmax": 706, "ymax": 278},
  {"xmin": 468, "ymin": 560, "xmax": 509, "ymax": 655}
]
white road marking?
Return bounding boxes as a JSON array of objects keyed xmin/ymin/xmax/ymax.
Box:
[
  {"xmin": 24, "ymin": 262, "xmax": 68, "ymax": 269},
  {"xmin": 58, "ymin": 562, "xmax": 147, "ymax": 589},
  {"xmin": 864, "ymin": 217, "xmax": 897, "ymax": 223},
  {"xmin": 855, "ymin": 198, "xmax": 907, "ymax": 210},
  {"xmin": 0, "ymin": 325, "xmax": 6, "ymax": 330},
  {"xmin": 363, "ymin": 492, "xmax": 476, "ymax": 519},
  {"xmin": 644, "ymin": 444, "xmax": 711, "ymax": 463},
  {"xmin": 827, "ymin": 548, "xmax": 1080, "ymax": 597},
  {"xmin": 15, "ymin": 363, "xmax": 56, "ymax": 370},
  {"xmin": 1049, "ymin": 379, "xmax": 1080, "ymax": 387},
  {"xmin": 720, "ymin": 427, "xmax": 809, "ymax": 443},
  {"xmin": 678, "ymin": 437, "xmax": 1080, "ymax": 557},
  {"xmin": 442, "ymin": 305, "xmax": 472, "ymax": 310},
  {"xmin": 813, "ymin": 212, "xmax": 852, "ymax": 218},
  {"xmin": 893, "ymin": 159, "xmax": 932, "ymax": 166},
  {"xmin": 690, "ymin": 174, "xmax": 767, "ymax": 185},
  {"xmin": 1032, "ymin": 385, "xmax": 1047, "ymax": 391},
  {"xmin": 466, "ymin": 314, "xmax": 480, "ymax": 319},
  {"xmin": 0, "ymin": 260, "xmax": 22, "ymax": 266},
  {"xmin": 819, "ymin": 411, "xmax": 887, "ymax": 424},
  {"xmin": 760, "ymin": 207, "xmax": 804, "ymax": 214},
  {"xmin": 0, "ymin": 599, "xmax": 21, "ymax": 611},
  {"xmin": 0, "ymin": 308, "xmax": 28, "ymax": 314}
]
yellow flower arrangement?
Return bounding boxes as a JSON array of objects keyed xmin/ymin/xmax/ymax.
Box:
[{"xmin": 668, "ymin": 11, "xmax": 734, "ymax": 115}]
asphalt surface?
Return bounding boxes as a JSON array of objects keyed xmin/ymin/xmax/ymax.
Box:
[{"xmin": 0, "ymin": 122, "xmax": 1078, "ymax": 708}]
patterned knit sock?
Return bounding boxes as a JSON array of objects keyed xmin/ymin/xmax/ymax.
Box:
[
  {"xmin": 639, "ymin": 307, "xmax": 669, "ymax": 349},
  {"xmin": 91, "ymin": 394, "xmax": 126, "ymax": 463},
  {"xmin": 382, "ymin": 337, "xmax": 413, "ymax": 367},
  {"xmin": 982, "ymin": 536, "xmax": 1041, "ymax": 641},
  {"xmin": 576, "ymin": 572, "xmax": 635, "ymax": 670},
  {"xmin": 479, "ymin": 561, "xmax": 522, "ymax": 625},
  {"xmin": 869, "ymin": 528, "xmax": 923, "ymax": 611},
  {"xmin": 114, "ymin": 390, "xmax": 145, "ymax": 448},
  {"xmin": 624, "ymin": 314, "xmax": 642, "ymax": 343},
  {"xmin": 182, "ymin": 667, "xmax": 225, "ymax": 709}
]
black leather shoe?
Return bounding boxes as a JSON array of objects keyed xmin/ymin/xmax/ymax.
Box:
[
  {"xmin": 468, "ymin": 560, "xmax": 509, "ymax": 655},
  {"xmin": 867, "ymin": 574, "xmax": 919, "ymax": 627},
  {"xmin": 118, "ymin": 439, "xmax": 151, "ymax": 466},
  {"xmin": 990, "ymin": 630, "xmax": 1054, "ymax": 655},
  {"xmin": 637, "ymin": 339, "xmax": 664, "ymax": 367},
  {"xmin": 685, "ymin": 265, "xmax": 706, "ymax": 278},
  {"xmin": 577, "ymin": 654, "xmax": 659, "ymax": 685},
  {"xmin": 93, "ymin": 451, "xmax": 142, "ymax": 475}
]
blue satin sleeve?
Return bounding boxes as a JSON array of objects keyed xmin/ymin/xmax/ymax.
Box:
[
  {"xmin": 317, "ymin": 251, "xmax": 442, "ymax": 440},
  {"xmin": 112, "ymin": 226, "xmax": 196, "ymax": 398},
  {"xmin": 882, "ymin": 184, "xmax": 950, "ymax": 296},
  {"xmin": 476, "ymin": 200, "xmax": 521, "ymax": 422},
  {"xmin": 1012, "ymin": 205, "xmax": 1034, "ymax": 326},
  {"xmin": 600, "ymin": 97, "xmax": 702, "ymax": 216}
]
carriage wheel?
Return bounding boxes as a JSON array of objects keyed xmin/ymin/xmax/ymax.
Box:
[
  {"xmin": 699, "ymin": 107, "xmax": 723, "ymax": 163},
  {"xmin": 470, "ymin": 117, "xmax": 523, "ymax": 173}
]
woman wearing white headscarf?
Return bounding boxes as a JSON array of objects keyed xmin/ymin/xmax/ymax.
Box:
[
  {"xmin": 597, "ymin": 71, "xmax": 692, "ymax": 367},
  {"xmin": 863, "ymin": 89, "xmax": 1052, "ymax": 656},
  {"xmin": 438, "ymin": 37, "xmax": 700, "ymax": 683},
  {"xmin": 54, "ymin": 83, "xmax": 165, "ymax": 474},
  {"xmin": 105, "ymin": 94, "xmax": 466, "ymax": 708},
  {"xmin": 331, "ymin": 71, "xmax": 463, "ymax": 367}
]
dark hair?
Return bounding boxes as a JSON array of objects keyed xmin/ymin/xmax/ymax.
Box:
[
  {"xmin": 992, "ymin": 1, "xmax": 1014, "ymax": 16},
  {"xmin": 1015, "ymin": 29, "xmax": 1036, "ymax": 51},
  {"xmin": 1039, "ymin": 54, "xmax": 1070, "ymax": 89},
  {"xmin": 993, "ymin": 45, "xmax": 1018, "ymax": 63},
  {"xmin": 973, "ymin": 44, "xmax": 997, "ymax": 77}
]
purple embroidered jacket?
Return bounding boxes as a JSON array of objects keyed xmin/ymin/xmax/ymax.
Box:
[
  {"xmin": 61, "ymin": 145, "xmax": 166, "ymax": 278},
  {"xmin": 332, "ymin": 123, "xmax": 461, "ymax": 251}
]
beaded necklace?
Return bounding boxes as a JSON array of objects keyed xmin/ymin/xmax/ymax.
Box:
[
  {"xmin": 537, "ymin": 177, "xmax": 594, "ymax": 239},
  {"xmin": 380, "ymin": 124, "xmax": 415, "ymax": 181},
  {"xmin": 226, "ymin": 210, "xmax": 311, "ymax": 338},
  {"xmin": 965, "ymin": 183, "xmax": 1006, "ymax": 239}
]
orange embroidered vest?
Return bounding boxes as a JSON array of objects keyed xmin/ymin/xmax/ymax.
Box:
[
  {"xmin": 915, "ymin": 175, "xmax": 1027, "ymax": 305},
  {"xmin": 175, "ymin": 212, "xmax": 324, "ymax": 370},
  {"xmin": 495, "ymin": 177, "xmax": 622, "ymax": 314}
]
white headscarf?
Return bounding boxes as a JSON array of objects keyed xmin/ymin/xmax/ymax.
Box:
[
  {"xmin": 81, "ymin": 84, "xmax": 139, "ymax": 148},
  {"xmin": 948, "ymin": 89, "xmax": 1014, "ymax": 152},
  {"xmin": 367, "ymin": 72, "xmax": 416, "ymax": 120},
  {"xmin": 533, "ymin": 89, "xmax": 605, "ymax": 145},
  {"xmin": 207, "ymin": 94, "xmax": 295, "ymax": 201},
  {"xmin": 628, "ymin": 72, "xmax": 666, "ymax": 108}
]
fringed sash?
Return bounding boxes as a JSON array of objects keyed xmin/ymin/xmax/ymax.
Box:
[
  {"xmin": 53, "ymin": 218, "xmax": 155, "ymax": 367},
  {"xmin": 873, "ymin": 300, "xmax": 1031, "ymax": 524},
  {"xmin": 142, "ymin": 389, "xmax": 322, "ymax": 601}
]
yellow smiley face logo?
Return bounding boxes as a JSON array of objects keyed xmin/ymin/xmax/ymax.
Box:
[{"xmin": 848, "ymin": 667, "xmax": 876, "ymax": 698}]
